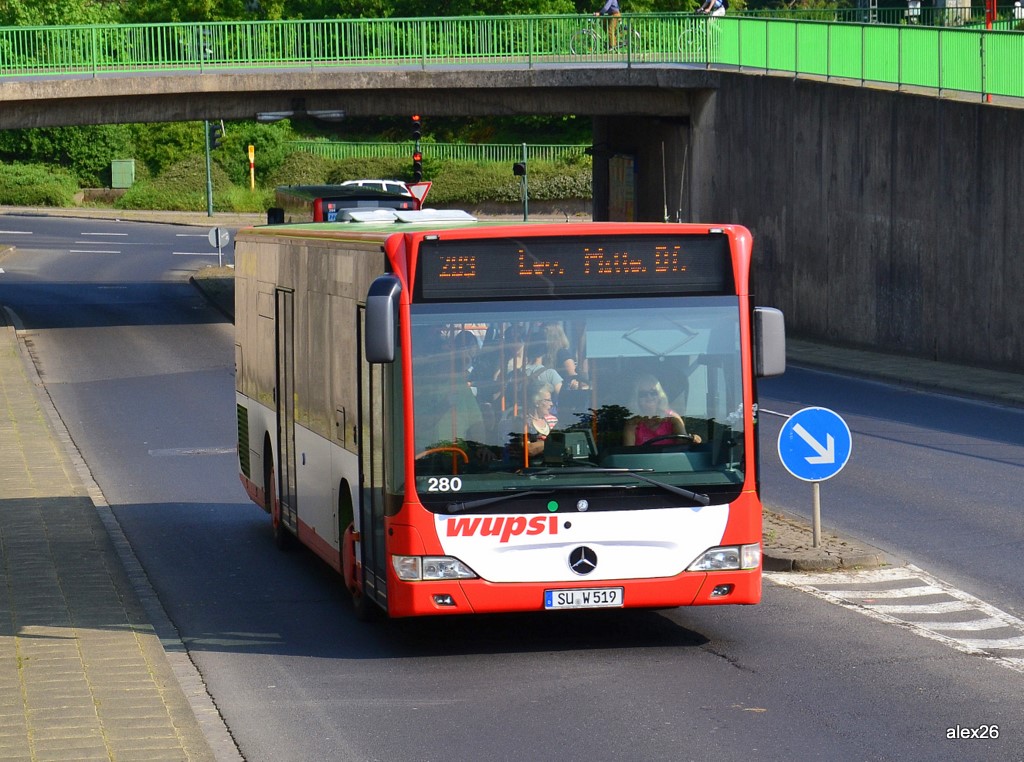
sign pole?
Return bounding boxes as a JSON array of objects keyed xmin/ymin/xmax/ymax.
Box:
[
  {"xmin": 204, "ymin": 120, "xmax": 214, "ymax": 217},
  {"xmin": 812, "ymin": 482, "xmax": 821, "ymax": 547}
]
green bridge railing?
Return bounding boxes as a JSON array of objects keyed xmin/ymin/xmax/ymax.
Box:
[
  {"xmin": 285, "ymin": 141, "xmax": 589, "ymax": 163},
  {"xmin": 1, "ymin": 13, "xmax": 1022, "ymax": 100}
]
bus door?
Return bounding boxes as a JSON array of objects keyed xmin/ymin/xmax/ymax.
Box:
[
  {"xmin": 357, "ymin": 307, "xmax": 388, "ymax": 609},
  {"xmin": 274, "ymin": 289, "xmax": 298, "ymax": 535}
]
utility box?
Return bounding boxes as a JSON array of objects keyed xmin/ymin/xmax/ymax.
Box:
[{"xmin": 111, "ymin": 159, "xmax": 135, "ymax": 189}]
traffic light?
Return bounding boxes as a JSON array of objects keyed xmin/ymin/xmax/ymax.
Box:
[
  {"xmin": 411, "ymin": 114, "xmax": 422, "ymax": 142},
  {"xmin": 208, "ymin": 120, "xmax": 225, "ymax": 150},
  {"xmin": 412, "ymin": 150, "xmax": 423, "ymax": 183},
  {"xmin": 512, "ymin": 162, "xmax": 527, "ymax": 177}
]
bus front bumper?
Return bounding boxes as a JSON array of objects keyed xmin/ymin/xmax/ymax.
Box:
[{"xmin": 384, "ymin": 568, "xmax": 761, "ymax": 617}]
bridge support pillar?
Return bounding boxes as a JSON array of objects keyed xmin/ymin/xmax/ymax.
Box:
[{"xmin": 590, "ymin": 115, "xmax": 692, "ymax": 223}]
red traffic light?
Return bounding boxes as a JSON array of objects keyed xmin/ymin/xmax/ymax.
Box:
[{"xmin": 412, "ymin": 151, "xmax": 423, "ymax": 162}]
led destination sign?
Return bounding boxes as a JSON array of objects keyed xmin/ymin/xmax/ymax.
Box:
[{"xmin": 416, "ymin": 234, "xmax": 734, "ymax": 301}]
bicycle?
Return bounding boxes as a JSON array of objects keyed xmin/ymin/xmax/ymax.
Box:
[
  {"xmin": 677, "ymin": 14, "xmax": 719, "ymax": 62},
  {"xmin": 570, "ymin": 16, "xmax": 641, "ymax": 56}
]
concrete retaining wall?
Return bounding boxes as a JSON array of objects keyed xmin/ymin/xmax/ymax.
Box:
[{"xmin": 694, "ymin": 74, "xmax": 1024, "ymax": 373}]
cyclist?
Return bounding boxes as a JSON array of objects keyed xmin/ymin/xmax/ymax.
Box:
[
  {"xmin": 697, "ymin": 0, "xmax": 727, "ymax": 17},
  {"xmin": 594, "ymin": 0, "xmax": 621, "ymax": 48}
]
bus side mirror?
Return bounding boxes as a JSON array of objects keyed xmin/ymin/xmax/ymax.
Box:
[
  {"xmin": 365, "ymin": 275, "xmax": 402, "ymax": 363},
  {"xmin": 754, "ymin": 306, "xmax": 786, "ymax": 377}
]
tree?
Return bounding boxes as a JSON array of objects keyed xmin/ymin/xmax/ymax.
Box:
[{"xmin": 0, "ymin": 0, "xmax": 115, "ymax": 26}]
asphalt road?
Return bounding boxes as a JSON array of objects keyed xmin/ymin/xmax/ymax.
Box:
[{"xmin": 1, "ymin": 214, "xmax": 1021, "ymax": 761}]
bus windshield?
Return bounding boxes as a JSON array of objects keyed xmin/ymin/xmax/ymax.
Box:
[{"xmin": 409, "ymin": 296, "xmax": 746, "ymax": 511}]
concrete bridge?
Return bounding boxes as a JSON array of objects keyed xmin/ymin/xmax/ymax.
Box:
[{"xmin": 3, "ymin": 46, "xmax": 1023, "ymax": 373}]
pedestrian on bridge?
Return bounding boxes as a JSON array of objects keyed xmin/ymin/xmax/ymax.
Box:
[{"xmin": 594, "ymin": 0, "xmax": 621, "ymax": 48}]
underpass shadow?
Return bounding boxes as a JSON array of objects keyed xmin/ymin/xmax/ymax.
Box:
[{"xmin": 0, "ymin": 280, "xmax": 229, "ymax": 329}]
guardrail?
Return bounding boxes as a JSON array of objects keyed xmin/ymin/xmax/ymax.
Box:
[
  {"xmin": 736, "ymin": 6, "xmax": 1023, "ymax": 28},
  {"xmin": 1, "ymin": 13, "xmax": 1022, "ymax": 100},
  {"xmin": 285, "ymin": 141, "xmax": 589, "ymax": 163}
]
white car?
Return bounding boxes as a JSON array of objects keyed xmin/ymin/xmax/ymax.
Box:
[{"xmin": 340, "ymin": 179, "xmax": 413, "ymax": 197}]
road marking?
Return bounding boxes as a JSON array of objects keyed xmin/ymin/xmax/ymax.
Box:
[
  {"xmin": 148, "ymin": 446, "xmax": 236, "ymax": 456},
  {"xmin": 80, "ymin": 232, "xmax": 128, "ymax": 236},
  {"xmin": 75, "ymin": 240, "xmax": 148, "ymax": 245},
  {"xmin": 0, "ymin": 229, "xmax": 32, "ymax": 235},
  {"xmin": 69, "ymin": 249, "xmax": 120, "ymax": 254},
  {"xmin": 174, "ymin": 251, "xmax": 221, "ymax": 256},
  {"xmin": 768, "ymin": 565, "xmax": 1024, "ymax": 673}
]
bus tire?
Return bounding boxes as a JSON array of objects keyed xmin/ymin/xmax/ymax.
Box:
[
  {"xmin": 340, "ymin": 487, "xmax": 380, "ymax": 621},
  {"xmin": 264, "ymin": 450, "xmax": 293, "ymax": 551},
  {"xmin": 351, "ymin": 578, "xmax": 381, "ymax": 622}
]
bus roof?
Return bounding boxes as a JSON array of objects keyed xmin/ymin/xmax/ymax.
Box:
[{"xmin": 239, "ymin": 217, "xmax": 748, "ymax": 241}]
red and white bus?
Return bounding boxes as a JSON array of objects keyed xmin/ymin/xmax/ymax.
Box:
[{"xmin": 233, "ymin": 214, "xmax": 785, "ymax": 618}]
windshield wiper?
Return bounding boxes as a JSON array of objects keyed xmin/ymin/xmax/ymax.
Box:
[
  {"xmin": 446, "ymin": 489, "xmax": 555, "ymax": 514},
  {"xmin": 529, "ymin": 467, "xmax": 711, "ymax": 506}
]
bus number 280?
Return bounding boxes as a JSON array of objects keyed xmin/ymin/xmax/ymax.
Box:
[{"xmin": 427, "ymin": 477, "xmax": 462, "ymax": 492}]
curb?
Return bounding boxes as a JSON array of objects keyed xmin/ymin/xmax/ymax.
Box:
[
  {"xmin": 189, "ymin": 271, "xmax": 235, "ymax": 322},
  {"xmin": 762, "ymin": 507, "xmax": 893, "ymax": 572}
]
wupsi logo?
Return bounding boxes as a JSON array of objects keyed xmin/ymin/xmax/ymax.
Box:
[{"xmin": 445, "ymin": 515, "xmax": 559, "ymax": 544}]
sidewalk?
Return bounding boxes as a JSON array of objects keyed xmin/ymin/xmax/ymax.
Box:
[{"xmin": 0, "ymin": 315, "xmax": 238, "ymax": 761}]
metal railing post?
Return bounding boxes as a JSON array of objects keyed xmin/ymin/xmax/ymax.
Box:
[
  {"xmin": 826, "ymin": 21, "xmax": 831, "ymax": 81},
  {"xmin": 526, "ymin": 17, "xmax": 531, "ymax": 69},
  {"xmin": 861, "ymin": 23, "xmax": 865, "ymax": 86},
  {"xmin": 793, "ymin": 19, "xmax": 798, "ymax": 78},
  {"xmin": 421, "ymin": 19, "xmax": 427, "ymax": 70},
  {"xmin": 980, "ymin": 32, "xmax": 987, "ymax": 102},
  {"xmin": 897, "ymin": 24, "xmax": 902, "ymax": 92}
]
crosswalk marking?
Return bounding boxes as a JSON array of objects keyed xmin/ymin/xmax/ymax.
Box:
[
  {"xmin": 824, "ymin": 585, "xmax": 947, "ymax": 599},
  {"xmin": 768, "ymin": 565, "xmax": 1024, "ymax": 674},
  {"xmin": 921, "ymin": 618, "xmax": 1012, "ymax": 632},
  {"xmin": 868, "ymin": 601, "xmax": 974, "ymax": 614}
]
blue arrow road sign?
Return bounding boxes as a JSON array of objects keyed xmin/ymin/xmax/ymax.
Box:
[{"xmin": 777, "ymin": 407, "xmax": 852, "ymax": 482}]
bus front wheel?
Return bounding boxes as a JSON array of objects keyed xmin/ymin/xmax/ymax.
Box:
[{"xmin": 264, "ymin": 455, "xmax": 292, "ymax": 550}]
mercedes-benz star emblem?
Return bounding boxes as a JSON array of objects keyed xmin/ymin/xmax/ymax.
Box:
[{"xmin": 568, "ymin": 546, "xmax": 598, "ymax": 575}]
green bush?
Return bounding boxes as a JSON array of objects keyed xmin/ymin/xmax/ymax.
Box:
[
  {"xmin": 426, "ymin": 159, "xmax": 591, "ymax": 204},
  {"xmin": 0, "ymin": 163, "xmax": 79, "ymax": 206},
  {"xmin": 221, "ymin": 185, "xmax": 277, "ymax": 213},
  {"xmin": 215, "ymin": 121, "xmax": 295, "ymax": 186},
  {"xmin": 326, "ymin": 157, "xmax": 412, "ymax": 184},
  {"xmin": 117, "ymin": 155, "xmax": 236, "ymax": 212},
  {"xmin": 264, "ymin": 151, "xmax": 339, "ymax": 187}
]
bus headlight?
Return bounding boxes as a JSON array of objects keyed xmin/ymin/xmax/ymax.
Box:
[
  {"xmin": 392, "ymin": 555, "xmax": 478, "ymax": 581},
  {"xmin": 688, "ymin": 544, "xmax": 761, "ymax": 571}
]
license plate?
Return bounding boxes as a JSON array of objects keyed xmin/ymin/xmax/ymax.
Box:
[{"xmin": 544, "ymin": 587, "xmax": 624, "ymax": 610}]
